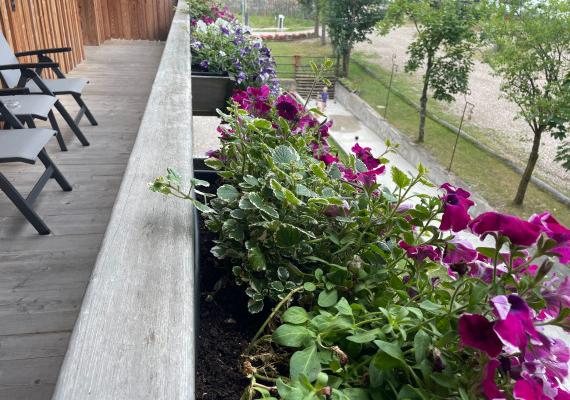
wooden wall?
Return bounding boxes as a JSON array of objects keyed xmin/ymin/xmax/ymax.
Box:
[
  {"xmin": 0, "ymin": 0, "xmax": 85, "ymax": 73},
  {"xmin": 78, "ymin": 0, "xmax": 178, "ymax": 45}
]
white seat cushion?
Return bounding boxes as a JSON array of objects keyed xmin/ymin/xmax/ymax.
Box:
[
  {"xmin": 0, "ymin": 128, "xmax": 55, "ymax": 164},
  {"xmin": 26, "ymin": 78, "xmax": 88, "ymax": 95}
]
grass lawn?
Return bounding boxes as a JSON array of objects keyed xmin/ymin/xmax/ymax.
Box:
[
  {"xmin": 238, "ymin": 14, "xmax": 314, "ymax": 31},
  {"xmin": 266, "ymin": 39, "xmax": 570, "ymax": 225}
]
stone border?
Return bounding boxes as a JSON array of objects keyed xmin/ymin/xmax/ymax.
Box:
[
  {"xmin": 52, "ymin": 2, "xmax": 195, "ymax": 399},
  {"xmin": 351, "ymin": 59, "xmax": 570, "ymax": 207}
]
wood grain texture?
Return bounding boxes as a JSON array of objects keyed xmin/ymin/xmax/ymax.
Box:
[
  {"xmin": 0, "ymin": 39, "xmax": 165, "ymax": 400},
  {"xmin": 0, "ymin": 0, "xmax": 85, "ymax": 73},
  {"xmin": 52, "ymin": 2, "xmax": 194, "ymax": 399}
]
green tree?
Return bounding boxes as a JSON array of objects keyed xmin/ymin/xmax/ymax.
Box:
[
  {"xmin": 486, "ymin": 0, "xmax": 570, "ymax": 205},
  {"xmin": 380, "ymin": 0, "xmax": 482, "ymax": 142},
  {"xmin": 326, "ymin": 0, "xmax": 386, "ymax": 77}
]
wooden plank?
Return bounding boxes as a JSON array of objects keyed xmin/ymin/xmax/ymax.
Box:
[
  {"xmin": 52, "ymin": 4, "xmax": 193, "ymax": 399},
  {"xmin": 0, "ymin": 39, "xmax": 165, "ymax": 400}
]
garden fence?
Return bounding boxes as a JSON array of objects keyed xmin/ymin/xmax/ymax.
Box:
[{"xmin": 224, "ymin": 0, "xmax": 310, "ymax": 18}]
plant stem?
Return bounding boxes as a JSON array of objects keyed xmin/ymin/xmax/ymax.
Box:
[{"xmin": 247, "ymin": 286, "xmax": 304, "ymax": 353}]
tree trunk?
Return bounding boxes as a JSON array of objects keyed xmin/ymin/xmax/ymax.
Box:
[
  {"xmin": 321, "ymin": 23, "xmax": 326, "ymax": 45},
  {"xmin": 314, "ymin": 2, "xmax": 320, "ymax": 36},
  {"xmin": 513, "ymin": 129, "xmax": 542, "ymax": 205},
  {"xmin": 418, "ymin": 55, "xmax": 433, "ymax": 143},
  {"xmin": 342, "ymin": 49, "xmax": 351, "ymax": 77}
]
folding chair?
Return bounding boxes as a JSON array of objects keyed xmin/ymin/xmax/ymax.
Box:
[
  {"xmin": 0, "ymin": 100, "xmax": 72, "ymax": 235},
  {"xmin": 0, "ymin": 33, "xmax": 93, "ymax": 147},
  {"xmin": 0, "ymin": 88, "xmax": 70, "ymax": 151}
]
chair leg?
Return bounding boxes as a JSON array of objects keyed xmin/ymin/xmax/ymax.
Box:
[
  {"xmin": 54, "ymin": 100, "xmax": 90, "ymax": 146},
  {"xmin": 37, "ymin": 149, "xmax": 72, "ymax": 192},
  {"xmin": 72, "ymin": 94, "xmax": 98, "ymax": 126},
  {"xmin": 0, "ymin": 173, "xmax": 51, "ymax": 235},
  {"xmin": 48, "ymin": 111, "xmax": 68, "ymax": 151}
]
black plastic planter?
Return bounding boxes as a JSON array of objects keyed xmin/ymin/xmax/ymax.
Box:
[{"xmin": 191, "ymin": 71, "xmax": 235, "ymax": 116}]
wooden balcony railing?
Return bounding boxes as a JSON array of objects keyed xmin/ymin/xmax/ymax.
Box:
[{"xmin": 52, "ymin": 1, "xmax": 194, "ymax": 399}]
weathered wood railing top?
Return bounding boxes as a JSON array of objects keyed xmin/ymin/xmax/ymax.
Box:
[{"xmin": 52, "ymin": 1, "xmax": 194, "ymax": 399}]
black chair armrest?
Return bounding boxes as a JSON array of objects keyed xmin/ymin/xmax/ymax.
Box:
[
  {"xmin": 15, "ymin": 47, "xmax": 72, "ymax": 57},
  {"xmin": 0, "ymin": 62, "xmax": 59, "ymax": 71},
  {"xmin": 0, "ymin": 88, "xmax": 31, "ymax": 96}
]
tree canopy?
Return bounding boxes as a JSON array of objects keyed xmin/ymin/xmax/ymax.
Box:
[{"xmin": 485, "ymin": 0, "xmax": 570, "ymax": 204}]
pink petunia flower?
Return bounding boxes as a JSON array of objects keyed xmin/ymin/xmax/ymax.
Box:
[
  {"xmin": 482, "ymin": 359, "xmax": 507, "ymax": 399},
  {"xmin": 352, "ymin": 143, "xmax": 380, "ymax": 170}
]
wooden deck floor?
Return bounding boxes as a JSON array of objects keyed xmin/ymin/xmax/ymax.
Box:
[{"xmin": 0, "ymin": 40, "xmax": 165, "ymax": 400}]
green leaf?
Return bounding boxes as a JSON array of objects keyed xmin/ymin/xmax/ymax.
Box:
[
  {"xmin": 419, "ymin": 300, "xmax": 444, "ymax": 314},
  {"xmin": 374, "ymin": 340, "xmax": 406, "ymax": 365},
  {"xmin": 204, "ymin": 158, "xmax": 223, "ymax": 170},
  {"xmin": 283, "ymin": 307, "xmax": 309, "ymax": 325},
  {"xmin": 248, "ymin": 246, "xmax": 266, "ymax": 271},
  {"xmin": 347, "ymin": 328, "xmax": 383, "ymax": 344},
  {"xmin": 303, "ymin": 282, "xmax": 317, "ymax": 292},
  {"xmin": 290, "ymin": 344, "xmax": 321, "ymax": 382},
  {"xmin": 318, "ymin": 289, "xmax": 338, "ymax": 308},
  {"xmin": 311, "ymin": 163, "xmax": 328, "ymax": 179},
  {"xmin": 355, "ymin": 158, "xmax": 368, "ymax": 172},
  {"xmin": 254, "ymin": 118, "xmax": 273, "ymax": 130},
  {"xmin": 391, "ymin": 166, "xmax": 411, "ymax": 189},
  {"xmin": 217, "ymin": 184, "xmax": 240, "ymax": 201},
  {"xmin": 283, "ymin": 188, "xmax": 303, "ymax": 206},
  {"xmin": 275, "ymin": 224, "xmax": 303, "ymax": 248},
  {"xmin": 248, "ymin": 192, "xmax": 279, "ymax": 219},
  {"xmin": 273, "ymin": 145, "xmax": 300, "ymax": 165},
  {"xmin": 248, "ymin": 299, "xmax": 264, "ymax": 314},
  {"xmin": 413, "ymin": 330, "xmax": 431, "ymax": 363},
  {"xmin": 343, "ymin": 389, "xmax": 370, "ymax": 400},
  {"xmin": 273, "ymin": 324, "xmax": 312, "ymax": 347},
  {"xmin": 192, "ymin": 200, "xmax": 215, "ymax": 214}
]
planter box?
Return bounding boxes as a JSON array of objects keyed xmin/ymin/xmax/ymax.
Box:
[{"xmin": 191, "ymin": 72, "xmax": 234, "ymax": 117}]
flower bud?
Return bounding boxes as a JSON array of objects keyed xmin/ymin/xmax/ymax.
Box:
[{"xmin": 331, "ymin": 346, "xmax": 349, "ymax": 366}]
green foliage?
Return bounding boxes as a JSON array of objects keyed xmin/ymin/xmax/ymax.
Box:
[
  {"xmin": 485, "ymin": 0, "xmax": 570, "ymax": 172},
  {"xmin": 326, "ymin": 0, "xmax": 387, "ymax": 76},
  {"xmin": 380, "ymin": 0, "xmax": 482, "ymax": 141}
]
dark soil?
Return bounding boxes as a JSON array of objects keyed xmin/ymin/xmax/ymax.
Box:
[{"xmin": 195, "ymin": 214, "xmax": 264, "ymax": 400}]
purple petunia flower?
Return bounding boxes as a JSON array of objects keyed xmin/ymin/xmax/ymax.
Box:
[
  {"xmin": 199, "ymin": 60, "xmax": 209, "ymax": 70},
  {"xmin": 275, "ymin": 94, "xmax": 303, "ymax": 121},
  {"xmin": 458, "ymin": 313, "xmax": 503, "ymax": 358},
  {"xmin": 470, "ymin": 212, "xmax": 542, "ymax": 247},
  {"xmin": 440, "ymin": 183, "xmax": 474, "ymax": 232}
]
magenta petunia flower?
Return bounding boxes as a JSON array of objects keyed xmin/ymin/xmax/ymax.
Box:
[
  {"xmin": 356, "ymin": 166, "xmax": 386, "ymax": 186},
  {"xmin": 530, "ymin": 212, "xmax": 570, "ymax": 264},
  {"xmin": 351, "ymin": 143, "xmax": 380, "ymax": 170},
  {"xmin": 541, "ymin": 276, "xmax": 570, "ymax": 320},
  {"xmin": 458, "ymin": 313, "xmax": 503, "ymax": 358},
  {"xmin": 399, "ymin": 241, "xmax": 442, "ymax": 262},
  {"xmin": 443, "ymin": 237, "xmax": 478, "ymax": 265},
  {"xmin": 491, "ymin": 295, "xmax": 541, "ymax": 353},
  {"xmin": 275, "ymin": 94, "xmax": 302, "ymax": 121},
  {"xmin": 439, "ymin": 183, "xmax": 474, "ymax": 232},
  {"xmin": 513, "ymin": 378, "xmax": 547, "ymax": 399},
  {"xmin": 524, "ymin": 337, "xmax": 570, "ymax": 391},
  {"xmin": 231, "ymin": 90, "xmax": 249, "ymax": 109},
  {"xmin": 470, "ymin": 212, "xmax": 542, "ymax": 247},
  {"xmin": 482, "ymin": 359, "xmax": 507, "ymax": 399}
]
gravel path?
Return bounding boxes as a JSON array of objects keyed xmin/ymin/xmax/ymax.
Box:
[{"xmin": 355, "ymin": 27, "xmax": 570, "ymax": 194}]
